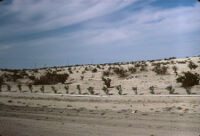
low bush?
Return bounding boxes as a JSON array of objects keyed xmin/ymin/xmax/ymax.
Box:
[
  {"xmin": 17, "ymin": 84, "xmax": 22, "ymax": 92},
  {"xmin": 51, "ymin": 86, "xmax": 57, "ymax": 94},
  {"xmin": 102, "ymin": 86, "xmax": 109, "ymax": 95},
  {"xmin": 102, "ymin": 77, "xmax": 111, "ymax": 88},
  {"xmin": 149, "ymin": 86, "xmax": 155, "ymax": 94},
  {"xmin": 116, "ymin": 85, "xmax": 122, "ymax": 95},
  {"xmin": 132, "ymin": 87, "xmax": 137, "ymax": 95},
  {"xmin": 64, "ymin": 85, "xmax": 69, "ymax": 94},
  {"xmin": 166, "ymin": 85, "xmax": 175, "ymax": 94},
  {"xmin": 152, "ymin": 65, "xmax": 168, "ymax": 75},
  {"xmin": 28, "ymin": 84, "xmax": 33, "ymax": 92},
  {"xmin": 176, "ymin": 72, "xmax": 199, "ymax": 88},
  {"xmin": 188, "ymin": 61, "xmax": 198, "ymax": 70},
  {"xmin": 87, "ymin": 87, "xmax": 94, "ymax": 95},
  {"xmin": 34, "ymin": 72, "xmax": 69, "ymax": 85},
  {"xmin": 77, "ymin": 84, "xmax": 81, "ymax": 94}
]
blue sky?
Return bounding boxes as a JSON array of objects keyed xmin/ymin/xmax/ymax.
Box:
[{"xmin": 0, "ymin": 0, "xmax": 200, "ymax": 69}]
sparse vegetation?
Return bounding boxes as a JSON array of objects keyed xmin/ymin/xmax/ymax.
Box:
[
  {"xmin": 64, "ymin": 85, "xmax": 69, "ymax": 94},
  {"xmin": 116, "ymin": 85, "xmax": 123, "ymax": 95},
  {"xmin": 166, "ymin": 85, "xmax": 175, "ymax": 94},
  {"xmin": 113, "ymin": 67, "xmax": 128, "ymax": 78},
  {"xmin": 172, "ymin": 66, "xmax": 178, "ymax": 74},
  {"xmin": 149, "ymin": 86, "xmax": 155, "ymax": 94},
  {"xmin": 40, "ymin": 86, "xmax": 45, "ymax": 93},
  {"xmin": 51, "ymin": 86, "xmax": 57, "ymax": 94},
  {"xmin": 176, "ymin": 72, "xmax": 199, "ymax": 88},
  {"xmin": 28, "ymin": 84, "xmax": 33, "ymax": 92},
  {"xmin": 87, "ymin": 87, "xmax": 94, "ymax": 95},
  {"xmin": 102, "ymin": 77, "xmax": 111, "ymax": 88},
  {"xmin": 77, "ymin": 84, "xmax": 81, "ymax": 94},
  {"xmin": 17, "ymin": 84, "xmax": 22, "ymax": 92},
  {"xmin": 102, "ymin": 86, "xmax": 109, "ymax": 95},
  {"xmin": 132, "ymin": 87, "xmax": 137, "ymax": 95},
  {"xmin": 188, "ymin": 61, "xmax": 198, "ymax": 70},
  {"xmin": 7, "ymin": 84, "xmax": 11, "ymax": 92},
  {"xmin": 128, "ymin": 67, "xmax": 137, "ymax": 74},
  {"xmin": 34, "ymin": 72, "xmax": 69, "ymax": 85},
  {"xmin": 152, "ymin": 64, "xmax": 168, "ymax": 75}
]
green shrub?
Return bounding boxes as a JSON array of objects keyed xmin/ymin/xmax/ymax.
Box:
[
  {"xmin": 77, "ymin": 84, "xmax": 81, "ymax": 94},
  {"xmin": 132, "ymin": 87, "xmax": 137, "ymax": 95},
  {"xmin": 116, "ymin": 85, "xmax": 122, "ymax": 95},
  {"xmin": 28, "ymin": 84, "xmax": 33, "ymax": 92},
  {"xmin": 166, "ymin": 85, "xmax": 175, "ymax": 94},
  {"xmin": 113, "ymin": 67, "xmax": 128, "ymax": 78},
  {"xmin": 149, "ymin": 86, "xmax": 155, "ymax": 94},
  {"xmin": 128, "ymin": 67, "xmax": 137, "ymax": 74},
  {"xmin": 87, "ymin": 87, "xmax": 94, "ymax": 95},
  {"xmin": 17, "ymin": 84, "xmax": 22, "ymax": 92},
  {"xmin": 102, "ymin": 77, "xmax": 111, "ymax": 88},
  {"xmin": 64, "ymin": 85, "xmax": 69, "ymax": 94},
  {"xmin": 34, "ymin": 72, "xmax": 69, "ymax": 85},
  {"xmin": 188, "ymin": 61, "xmax": 198, "ymax": 70},
  {"xmin": 152, "ymin": 65, "xmax": 168, "ymax": 75},
  {"xmin": 7, "ymin": 85, "xmax": 11, "ymax": 92},
  {"xmin": 40, "ymin": 86, "xmax": 44, "ymax": 93},
  {"xmin": 92, "ymin": 68, "xmax": 97, "ymax": 73},
  {"xmin": 102, "ymin": 86, "xmax": 109, "ymax": 95},
  {"xmin": 172, "ymin": 66, "xmax": 178, "ymax": 74},
  {"xmin": 176, "ymin": 72, "xmax": 199, "ymax": 88},
  {"xmin": 51, "ymin": 86, "xmax": 57, "ymax": 94}
]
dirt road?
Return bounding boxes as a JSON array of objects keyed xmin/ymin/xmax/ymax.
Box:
[{"xmin": 0, "ymin": 94, "xmax": 200, "ymax": 136}]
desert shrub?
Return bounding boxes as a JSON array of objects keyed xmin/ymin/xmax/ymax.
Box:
[
  {"xmin": 64, "ymin": 85, "xmax": 69, "ymax": 94},
  {"xmin": 77, "ymin": 84, "xmax": 81, "ymax": 94},
  {"xmin": 140, "ymin": 65, "xmax": 147, "ymax": 72},
  {"xmin": 128, "ymin": 67, "xmax": 137, "ymax": 74},
  {"xmin": 34, "ymin": 72, "xmax": 69, "ymax": 85},
  {"xmin": 7, "ymin": 85, "xmax": 11, "ymax": 92},
  {"xmin": 17, "ymin": 84, "xmax": 22, "ymax": 92},
  {"xmin": 102, "ymin": 77, "xmax": 111, "ymax": 88},
  {"xmin": 188, "ymin": 61, "xmax": 198, "ymax": 70},
  {"xmin": 0, "ymin": 84, "xmax": 2, "ymax": 92},
  {"xmin": 102, "ymin": 86, "xmax": 109, "ymax": 95},
  {"xmin": 92, "ymin": 68, "xmax": 97, "ymax": 73},
  {"xmin": 176, "ymin": 61, "xmax": 187, "ymax": 64},
  {"xmin": 68, "ymin": 67, "xmax": 73, "ymax": 74},
  {"xmin": 87, "ymin": 87, "xmax": 94, "ymax": 95},
  {"xmin": 176, "ymin": 72, "xmax": 199, "ymax": 88},
  {"xmin": 172, "ymin": 66, "xmax": 178, "ymax": 74},
  {"xmin": 113, "ymin": 67, "xmax": 128, "ymax": 78},
  {"xmin": 185, "ymin": 87, "xmax": 192, "ymax": 95},
  {"xmin": 166, "ymin": 85, "xmax": 175, "ymax": 94},
  {"xmin": 80, "ymin": 76, "xmax": 84, "ymax": 80},
  {"xmin": 116, "ymin": 85, "xmax": 122, "ymax": 95},
  {"xmin": 149, "ymin": 86, "xmax": 155, "ymax": 94},
  {"xmin": 40, "ymin": 86, "xmax": 45, "ymax": 93},
  {"xmin": 132, "ymin": 87, "xmax": 137, "ymax": 95},
  {"xmin": 0, "ymin": 77, "xmax": 4, "ymax": 85},
  {"xmin": 103, "ymin": 70, "xmax": 111, "ymax": 77},
  {"xmin": 97, "ymin": 65, "xmax": 101, "ymax": 69},
  {"xmin": 28, "ymin": 84, "xmax": 33, "ymax": 92},
  {"xmin": 29, "ymin": 75, "xmax": 35, "ymax": 80},
  {"xmin": 51, "ymin": 86, "xmax": 57, "ymax": 94},
  {"xmin": 152, "ymin": 65, "xmax": 168, "ymax": 75}
]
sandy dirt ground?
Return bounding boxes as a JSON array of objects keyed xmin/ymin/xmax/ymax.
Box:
[{"xmin": 0, "ymin": 93, "xmax": 200, "ymax": 136}]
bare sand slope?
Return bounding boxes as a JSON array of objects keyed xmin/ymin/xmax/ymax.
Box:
[{"xmin": 0, "ymin": 94, "xmax": 200, "ymax": 136}]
